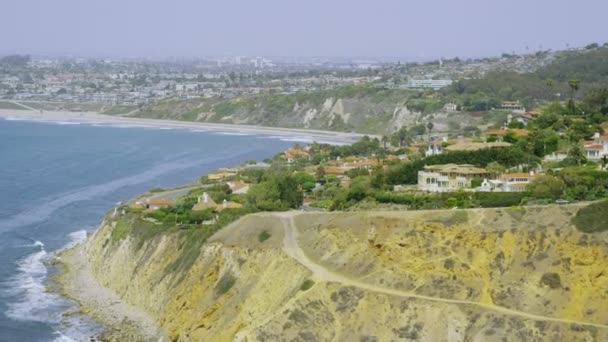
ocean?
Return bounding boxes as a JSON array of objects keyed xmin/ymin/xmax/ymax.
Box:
[{"xmin": 0, "ymin": 118, "xmax": 295, "ymax": 341}]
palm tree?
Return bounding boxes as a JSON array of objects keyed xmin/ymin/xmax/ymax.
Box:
[
  {"xmin": 567, "ymin": 145, "xmax": 587, "ymax": 166},
  {"xmin": 568, "ymin": 79, "xmax": 580, "ymax": 98},
  {"xmin": 426, "ymin": 122, "xmax": 434, "ymax": 140},
  {"xmin": 567, "ymin": 80, "xmax": 581, "ymax": 116},
  {"xmin": 381, "ymin": 135, "xmax": 389, "ymax": 149}
]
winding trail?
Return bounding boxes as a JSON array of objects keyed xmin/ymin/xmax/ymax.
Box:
[{"xmin": 278, "ymin": 212, "xmax": 608, "ymax": 331}]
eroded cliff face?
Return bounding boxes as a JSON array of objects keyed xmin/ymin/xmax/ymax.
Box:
[{"xmin": 85, "ymin": 205, "xmax": 608, "ymax": 341}]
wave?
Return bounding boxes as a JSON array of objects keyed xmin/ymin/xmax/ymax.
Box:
[
  {"xmin": 2, "ymin": 230, "xmax": 100, "ymax": 340},
  {"xmin": 214, "ymin": 131, "xmax": 253, "ymax": 136},
  {"xmin": 0, "ymin": 157, "xmax": 203, "ymax": 233},
  {"xmin": 54, "ymin": 121, "xmax": 81, "ymax": 125}
]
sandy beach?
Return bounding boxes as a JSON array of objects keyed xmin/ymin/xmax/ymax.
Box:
[
  {"xmin": 0, "ymin": 109, "xmax": 367, "ymax": 145},
  {"xmin": 55, "ymin": 242, "xmax": 167, "ymax": 341}
]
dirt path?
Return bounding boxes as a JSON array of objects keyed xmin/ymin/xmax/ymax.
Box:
[{"xmin": 279, "ymin": 212, "xmax": 608, "ymax": 331}]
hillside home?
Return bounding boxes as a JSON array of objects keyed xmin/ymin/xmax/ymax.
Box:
[
  {"xmin": 207, "ymin": 168, "xmax": 238, "ymax": 181},
  {"xmin": 582, "ymin": 134, "xmax": 608, "ymax": 161},
  {"xmin": 499, "ymin": 172, "xmax": 537, "ymax": 192},
  {"xmin": 418, "ymin": 164, "xmax": 490, "ymax": 192},
  {"xmin": 499, "ymin": 101, "xmax": 526, "ymax": 114},
  {"xmin": 192, "ymin": 193, "xmax": 217, "ymax": 211},
  {"xmin": 146, "ymin": 198, "xmax": 175, "ymax": 211}
]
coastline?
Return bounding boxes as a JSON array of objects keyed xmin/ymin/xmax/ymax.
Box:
[
  {"xmin": 0, "ymin": 109, "xmax": 366, "ymax": 145},
  {"xmin": 54, "ymin": 237, "xmax": 167, "ymax": 342}
]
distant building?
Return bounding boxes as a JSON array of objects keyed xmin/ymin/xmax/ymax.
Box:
[
  {"xmin": 582, "ymin": 134, "xmax": 608, "ymax": 160},
  {"xmin": 406, "ymin": 79, "xmax": 453, "ymax": 90},
  {"xmin": 499, "ymin": 101, "xmax": 526, "ymax": 114},
  {"xmin": 499, "ymin": 173, "xmax": 537, "ymax": 192},
  {"xmin": 443, "ymin": 103, "xmax": 458, "ymax": 112},
  {"xmin": 425, "ymin": 143, "xmax": 443, "ymax": 157},
  {"xmin": 418, "ymin": 164, "xmax": 489, "ymax": 192}
]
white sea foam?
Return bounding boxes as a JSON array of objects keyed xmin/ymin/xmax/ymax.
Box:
[
  {"xmin": 3, "ymin": 230, "xmax": 100, "ymax": 340},
  {"xmin": 3, "ymin": 245, "xmax": 58, "ymax": 322},
  {"xmin": 54, "ymin": 121, "xmax": 81, "ymax": 125}
]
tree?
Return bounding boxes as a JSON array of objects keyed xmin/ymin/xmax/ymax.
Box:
[
  {"xmin": 381, "ymin": 135, "xmax": 389, "ymax": 149},
  {"xmin": 528, "ymin": 176, "xmax": 566, "ymax": 200},
  {"xmin": 568, "ymin": 79, "xmax": 580, "ymax": 98},
  {"xmin": 486, "ymin": 161, "xmax": 506, "ymax": 176},
  {"xmin": 426, "ymin": 122, "xmax": 434, "ymax": 138},
  {"xmin": 315, "ymin": 166, "xmax": 326, "ymax": 181},
  {"xmin": 567, "ymin": 145, "xmax": 587, "ymax": 166}
]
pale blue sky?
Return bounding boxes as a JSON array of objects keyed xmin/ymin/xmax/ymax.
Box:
[{"xmin": 2, "ymin": 0, "xmax": 606, "ymax": 58}]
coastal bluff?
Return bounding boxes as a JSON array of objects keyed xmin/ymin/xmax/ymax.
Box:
[{"xmin": 65, "ymin": 203, "xmax": 608, "ymax": 341}]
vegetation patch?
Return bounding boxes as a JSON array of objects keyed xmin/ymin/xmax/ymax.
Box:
[
  {"xmin": 300, "ymin": 279, "xmax": 315, "ymax": 291},
  {"xmin": 540, "ymin": 272, "xmax": 562, "ymax": 289},
  {"xmin": 110, "ymin": 219, "xmax": 131, "ymax": 241},
  {"xmin": 215, "ymin": 272, "xmax": 237, "ymax": 295},
  {"xmin": 258, "ymin": 230, "xmax": 271, "ymax": 242},
  {"xmin": 572, "ymin": 200, "xmax": 608, "ymax": 233}
]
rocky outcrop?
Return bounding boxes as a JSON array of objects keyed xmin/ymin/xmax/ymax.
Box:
[{"xmin": 83, "ymin": 204, "xmax": 608, "ymax": 341}]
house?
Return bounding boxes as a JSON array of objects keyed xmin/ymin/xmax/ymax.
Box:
[
  {"xmin": 192, "ymin": 193, "xmax": 217, "ymax": 211},
  {"xmin": 582, "ymin": 134, "xmax": 608, "ymax": 160},
  {"xmin": 443, "ymin": 103, "xmax": 458, "ymax": 112},
  {"xmin": 499, "ymin": 172, "xmax": 537, "ymax": 192},
  {"xmin": 282, "ymin": 147, "xmax": 310, "ymax": 164},
  {"xmin": 499, "ymin": 101, "xmax": 526, "ymax": 114},
  {"xmin": 146, "ymin": 198, "xmax": 175, "ymax": 210},
  {"xmin": 207, "ymin": 168, "xmax": 238, "ymax": 181},
  {"xmin": 485, "ymin": 129, "xmax": 529, "ymax": 140},
  {"xmin": 445, "ymin": 141, "xmax": 511, "ymax": 152},
  {"xmin": 425, "ymin": 143, "xmax": 443, "ymax": 156},
  {"xmin": 216, "ymin": 199, "xmax": 243, "ymax": 212},
  {"xmin": 227, "ymin": 181, "xmax": 250, "ymax": 194},
  {"xmin": 418, "ymin": 164, "xmax": 490, "ymax": 192}
]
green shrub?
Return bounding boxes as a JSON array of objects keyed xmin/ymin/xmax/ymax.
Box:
[
  {"xmin": 258, "ymin": 230, "xmax": 271, "ymax": 242},
  {"xmin": 215, "ymin": 273, "xmax": 236, "ymax": 295},
  {"xmin": 572, "ymin": 200, "xmax": 608, "ymax": 233},
  {"xmin": 540, "ymin": 272, "xmax": 562, "ymax": 289},
  {"xmin": 300, "ymin": 279, "xmax": 315, "ymax": 291}
]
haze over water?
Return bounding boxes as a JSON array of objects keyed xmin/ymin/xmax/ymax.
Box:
[{"xmin": 0, "ymin": 118, "xmax": 294, "ymax": 341}]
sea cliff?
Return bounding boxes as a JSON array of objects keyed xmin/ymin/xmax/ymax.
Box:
[{"xmin": 59, "ymin": 203, "xmax": 608, "ymax": 341}]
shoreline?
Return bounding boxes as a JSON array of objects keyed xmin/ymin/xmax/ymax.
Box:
[
  {"xmin": 54, "ymin": 237, "xmax": 167, "ymax": 341},
  {"xmin": 0, "ymin": 109, "xmax": 366, "ymax": 145}
]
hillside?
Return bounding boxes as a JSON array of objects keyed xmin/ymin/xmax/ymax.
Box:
[
  {"xmin": 114, "ymin": 46, "xmax": 608, "ymax": 135},
  {"xmin": 59, "ymin": 203, "xmax": 608, "ymax": 341},
  {"xmin": 121, "ymin": 85, "xmax": 506, "ymax": 135}
]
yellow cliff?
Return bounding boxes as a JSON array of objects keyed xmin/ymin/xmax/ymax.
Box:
[{"xmin": 66, "ymin": 203, "xmax": 608, "ymax": 341}]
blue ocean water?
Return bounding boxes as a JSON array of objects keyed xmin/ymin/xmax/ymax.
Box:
[{"xmin": 0, "ymin": 118, "xmax": 294, "ymax": 341}]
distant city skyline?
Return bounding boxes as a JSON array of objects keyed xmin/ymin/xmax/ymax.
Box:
[{"xmin": 2, "ymin": 0, "xmax": 607, "ymax": 59}]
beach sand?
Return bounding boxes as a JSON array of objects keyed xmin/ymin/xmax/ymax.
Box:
[
  {"xmin": 0, "ymin": 109, "xmax": 367, "ymax": 145},
  {"xmin": 55, "ymin": 243, "xmax": 167, "ymax": 342}
]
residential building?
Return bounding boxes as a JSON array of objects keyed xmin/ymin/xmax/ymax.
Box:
[
  {"xmin": 582, "ymin": 134, "xmax": 608, "ymax": 160},
  {"xmin": 445, "ymin": 141, "xmax": 511, "ymax": 152},
  {"xmin": 499, "ymin": 101, "xmax": 526, "ymax": 114},
  {"xmin": 443, "ymin": 103, "xmax": 458, "ymax": 112},
  {"xmin": 406, "ymin": 79, "xmax": 453, "ymax": 90},
  {"xmin": 192, "ymin": 193, "xmax": 217, "ymax": 211},
  {"xmin": 418, "ymin": 164, "xmax": 490, "ymax": 192},
  {"xmin": 500, "ymin": 172, "xmax": 537, "ymax": 192}
]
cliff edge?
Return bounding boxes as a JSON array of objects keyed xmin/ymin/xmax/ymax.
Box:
[{"xmin": 67, "ymin": 203, "xmax": 608, "ymax": 341}]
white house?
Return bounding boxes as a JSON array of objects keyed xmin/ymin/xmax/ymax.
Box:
[{"xmin": 583, "ymin": 134, "xmax": 608, "ymax": 161}]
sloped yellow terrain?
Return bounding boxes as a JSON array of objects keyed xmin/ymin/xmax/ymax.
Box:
[{"xmin": 83, "ymin": 204, "xmax": 608, "ymax": 341}]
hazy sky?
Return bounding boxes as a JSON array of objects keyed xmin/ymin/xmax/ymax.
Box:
[{"xmin": 2, "ymin": 0, "xmax": 606, "ymax": 59}]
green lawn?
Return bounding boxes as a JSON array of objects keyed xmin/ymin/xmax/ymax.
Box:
[{"xmin": 0, "ymin": 101, "xmax": 27, "ymax": 110}]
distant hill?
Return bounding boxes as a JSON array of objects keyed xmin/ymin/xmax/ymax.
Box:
[{"xmin": 113, "ymin": 46, "xmax": 608, "ymax": 134}]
